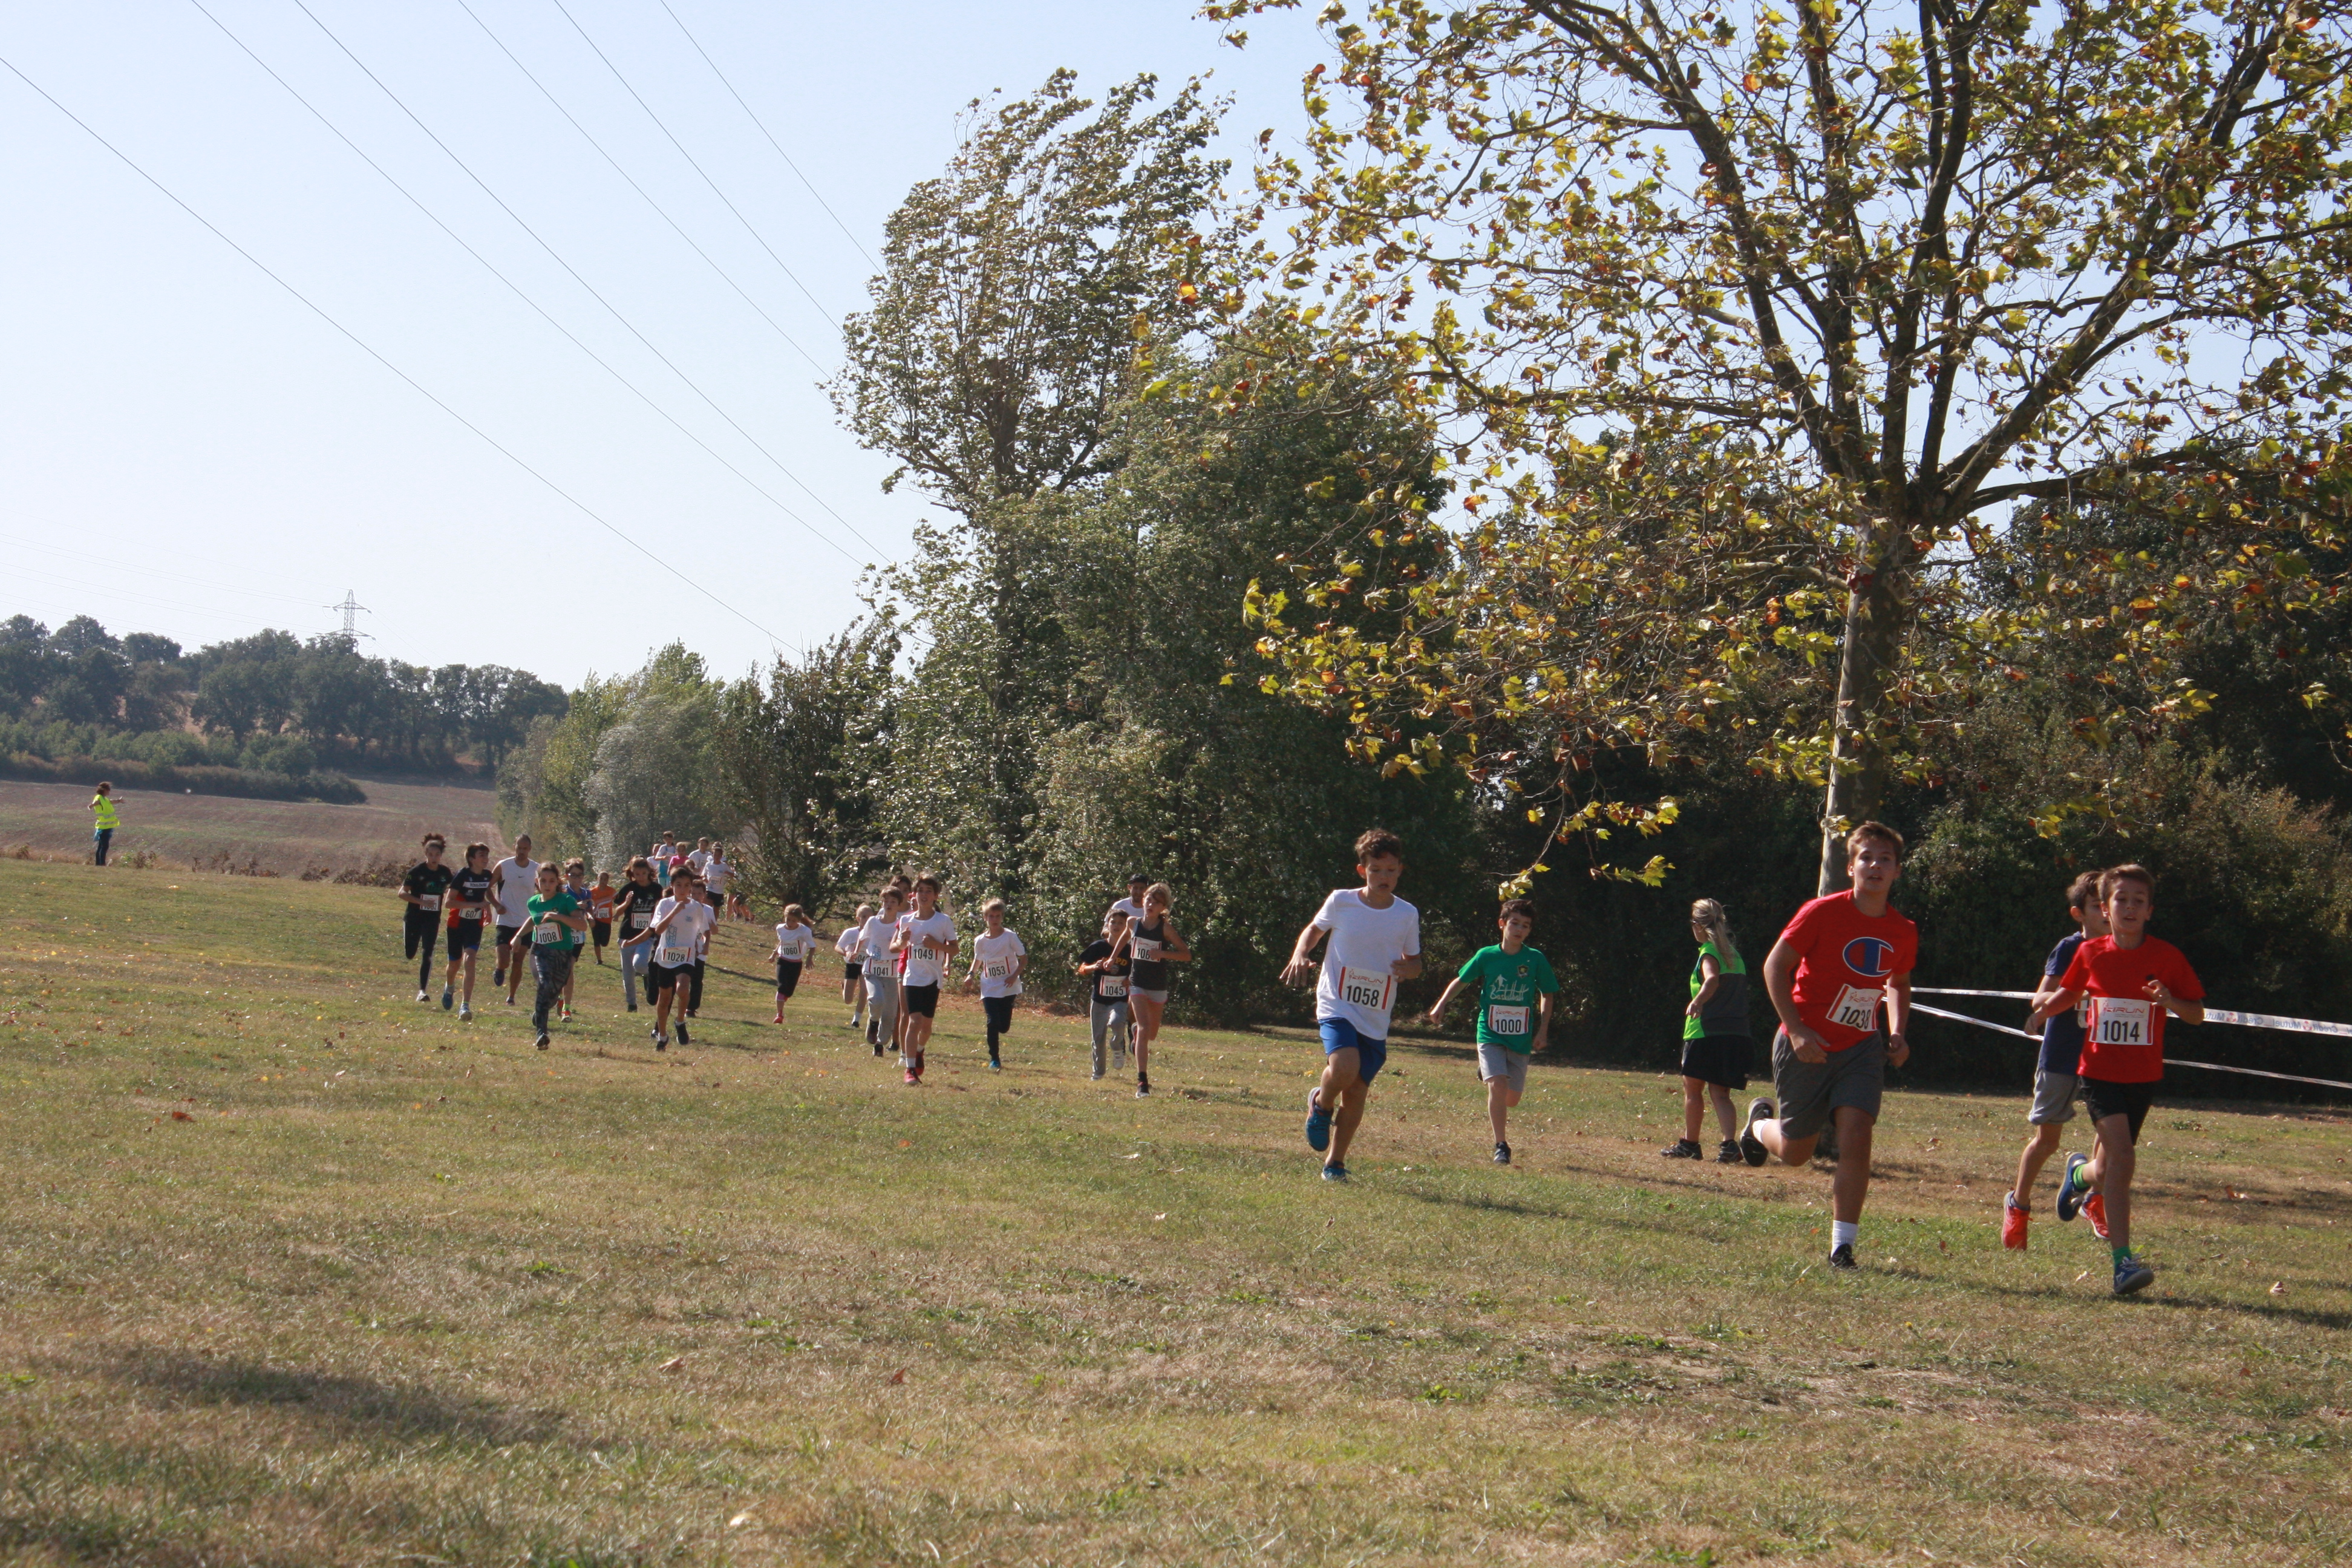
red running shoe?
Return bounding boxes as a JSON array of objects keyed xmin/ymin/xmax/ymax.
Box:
[
  {"xmin": 2083, "ymin": 1189, "xmax": 2110, "ymax": 1241},
  {"xmin": 2002, "ymin": 1192, "xmax": 2030, "ymax": 1250}
]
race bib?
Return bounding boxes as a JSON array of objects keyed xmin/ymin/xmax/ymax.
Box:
[
  {"xmin": 982, "ymin": 959, "xmax": 1011, "ymax": 981},
  {"xmin": 460, "ymin": 905, "xmax": 484, "ymax": 921},
  {"xmin": 657, "ymin": 945, "xmax": 694, "ymax": 969},
  {"xmin": 1488, "ymin": 1004, "xmax": 1529, "ymax": 1036},
  {"xmin": 2090, "ymin": 996, "xmax": 2152, "ymax": 1047},
  {"xmin": 1335, "ymin": 964, "xmax": 1397, "ymax": 1018},
  {"xmin": 417, "ymin": 894, "xmax": 439, "ymax": 913},
  {"xmin": 1132, "ymin": 938, "xmax": 1163, "ymax": 961},
  {"xmin": 1097, "ymin": 976, "xmax": 1128, "ymax": 998},
  {"xmin": 1828, "ymin": 984, "xmax": 1883, "ymax": 1031},
  {"xmin": 532, "ymin": 920, "xmax": 562, "ymax": 946}
]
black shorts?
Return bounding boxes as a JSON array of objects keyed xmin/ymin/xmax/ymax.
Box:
[
  {"xmin": 648, "ymin": 961, "xmax": 692, "ymax": 996},
  {"xmin": 2081, "ymin": 1077, "xmax": 2159, "ymax": 1142},
  {"xmin": 843, "ymin": 961, "xmax": 863, "ymax": 981},
  {"xmin": 591, "ymin": 920, "xmax": 612, "ymax": 946},
  {"xmin": 496, "ymin": 924, "xmax": 523, "ymax": 951},
  {"xmin": 775, "ymin": 959, "xmax": 803, "ymax": 998},
  {"xmin": 1679, "ymin": 1033, "xmax": 1752, "ymax": 1089},
  {"xmin": 446, "ymin": 921, "xmax": 483, "ymax": 957},
  {"xmin": 903, "ymin": 982, "xmax": 940, "ymax": 1018}
]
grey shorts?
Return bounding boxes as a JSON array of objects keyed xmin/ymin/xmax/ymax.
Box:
[
  {"xmin": 2029, "ymin": 1069, "xmax": 2079, "ymax": 1125},
  {"xmin": 1771, "ymin": 1030, "xmax": 1886, "ymax": 1140},
  {"xmin": 1129, "ymin": 987, "xmax": 1168, "ymax": 1005},
  {"xmin": 1477, "ymin": 1043, "xmax": 1529, "ymax": 1093}
]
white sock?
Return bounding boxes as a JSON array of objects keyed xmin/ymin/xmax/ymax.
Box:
[{"xmin": 1831, "ymin": 1220, "xmax": 1860, "ymax": 1250}]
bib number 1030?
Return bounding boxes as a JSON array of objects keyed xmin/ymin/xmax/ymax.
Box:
[{"xmin": 1827, "ymin": 985, "xmax": 1882, "ymax": 1031}]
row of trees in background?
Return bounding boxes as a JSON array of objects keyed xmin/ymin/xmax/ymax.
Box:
[
  {"xmin": 0, "ymin": 614, "xmax": 567, "ymax": 776},
  {"xmin": 501, "ymin": 19, "xmax": 2352, "ymax": 1089}
]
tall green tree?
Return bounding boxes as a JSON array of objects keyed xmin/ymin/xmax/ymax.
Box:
[
  {"xmin": 714, "ymin": 619, "xmax": 900, "ymax": 916},
  {"xmin": 1217, "ymin": 0, "xmax": 2352, "ymax": 891}
]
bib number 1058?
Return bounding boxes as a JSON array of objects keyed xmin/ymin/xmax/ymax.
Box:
[{"xmin": 1336, "ymin": 965, "xmax": 1396, "ymax": 1016}]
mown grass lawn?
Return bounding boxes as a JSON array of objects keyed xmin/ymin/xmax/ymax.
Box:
[{"xmin": 2, "ymin": 860, "xmax": 2347, "ymax": 1565}]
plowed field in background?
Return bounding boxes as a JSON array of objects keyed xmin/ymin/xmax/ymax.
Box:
[{"xmin": 0, "ymin": 776, "xmax": 498, "ymax": 875}]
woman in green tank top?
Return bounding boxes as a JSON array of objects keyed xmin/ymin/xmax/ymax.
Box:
[{"xmin": 1663, "ymin": 898, "xmax": 1754, "ymax": 1163}]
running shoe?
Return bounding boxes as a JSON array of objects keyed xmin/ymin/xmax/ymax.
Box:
[
  {"xmin": 1136, "ymin": 1074, "xmax": 1151, "ymax": 1098},
  {"xmin": 2056, "ymin": 1153, "xmax": 2089, "ymax": 1223},
  {"xmin": 1828, "ymin": 1243, "xmax": 1858, "ymax": 1271},
  {"xmin": 1739, "ymin": 1099, "xmax": 1774, "ymax": 1167},
  {"xmin": 773, "ymin": 1013, "xmax": 784, "ymax": 1024},
  {"xmin": 2083, "ymin": 1189, "xmax": 2111, "ymax": 1241},
  {"xmin": 988, "ymin": 1056, "xmax": 1002, "ymax": 1071},
  {"xmin": 874, "ymin": 1042, "xmax": 886, "ymax": 1057},
  {"xmin": 1304, "ymin": 1088, "xmax": 1331, "ymax": 1152},
  {"xmin": 1493, "ymin": 1142, "xmax": 1511, "ymax": 1165},
  {"xmin": 560, "ymin": 1007, "xmax": 573, "ymax": 1023},
  {"xmin": 2002, "ymin": 1192, "xmax": 2030, "ymax": 1251},
  {"xmin": 904, "ymin": 1068, "xmax": 920, "ymax": 1085},
  {"xmin": 1090, "ymin": 1070, "xmax": 1105, "ymax": 1082},
  {"xmin": 1321, "ymin": 1163, "xmax": 1349, "ymax": 1183},
  {"xmin": 492, "ymin": 968, "xmax": 506, "ymax": 988},
  {"xmin": 1660, "ymin": 1138, "xmax": 1702, "ymax": 1159},
  {"xmin": 655, "ymin": 1033, "xmax": 668, "ymax": 1051},
  {"xmin": 1994, "ymin": 1194, "xmax": 2032, "ymax": 1259},
  {"xmin": 458, "ymin": 1007, "xmax": 473, "ymax": 1022},
  {"xmin": 2112, "ymin": 1250, "xmax": 2155, "ymax": 1296},
  {"xmin": 627, "ymin": 1002, "xmax": 638, "ymax": 1013},
  {"xmin": 416, "ymin": 988, "xmax": 429, "ymax": 1004},
  {"xmin": 535, "ymin": 1033, "xmax": 549, "ymax": 1051},
  {"xmin": 675, "ymin": 1021, "xmax": 690, "ymax": 1047},
  {"xmin": 1714, "ymin": 1139, "xmax": 1743, "ymax": 1165},
  {"xmin": 503, "ymin": 995, "xmax": 515, "ymax": 1007},
  {"xmin": 440, "ymin": 987, "xmax": 454, "ymax": 1011}
]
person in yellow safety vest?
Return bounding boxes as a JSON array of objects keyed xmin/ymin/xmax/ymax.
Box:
[{"xmin": 90, "ymin": 781, "xmax": 119, "ymax": 866}]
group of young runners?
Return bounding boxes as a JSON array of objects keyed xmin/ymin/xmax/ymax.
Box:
[{"xmin": 391, "ymin": 817, "xmax": 2209, "ymax": 1296}]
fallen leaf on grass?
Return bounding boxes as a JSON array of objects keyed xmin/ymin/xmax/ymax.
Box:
[
  {"xmin": 658, "ymin": 1356, "xmax": 685, "ymax": 1373},
  {"xmin": 2076, "ymin": 1271, "xmax": 2090, "ymax": 1282},
  {"xmin": 169, "ymin": 1110, "xmax": 191, "ymax": 1122},
  {"xmin": 887, "ymin": 1368, "xmax": 906, "ymax": 1385},
  {"xmin": 728, "ymin": 1512, "xmax": 753, "ymax": 1528},
  {"xmin": 1153, "ymin": 1213, "xmax": 1168, "ymax": 1221},
  {"xmin": 2270, "ymin": 1281, "xmax": 2287, "ymax": 1296}
]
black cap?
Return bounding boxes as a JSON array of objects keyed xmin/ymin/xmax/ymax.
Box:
[{"xmin": 1126, "ymin": 872, "xmax": 1150, "ymax": 884}]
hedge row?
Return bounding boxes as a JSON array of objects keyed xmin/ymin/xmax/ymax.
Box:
[{"xmin": 0, "ymin": 753, "xmax": 367, "ymax": 805}]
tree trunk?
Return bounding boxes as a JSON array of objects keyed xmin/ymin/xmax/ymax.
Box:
[{"xmin": 1814, "ymin": 523, "xmax": 1911, "ymax": 895}]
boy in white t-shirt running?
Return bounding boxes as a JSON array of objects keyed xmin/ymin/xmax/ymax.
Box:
[
  {"xmin": 1281, "ymin": 829, "xmax": 1423, "ymax": 1182},
  {"xmin": 965, "ymin": 898, "xmax": 1027, "ymax": 1071},
  {"xmin": 773, "ymin": 903, "xmax": 818, "ymax": 1024},
  {"xmin": 837, "ymin": 904, "xmax": 874, "ymax": 1030},
  {"xmin": 892, "ymin": 875, "xmax": 958, "ymax": 1084}
]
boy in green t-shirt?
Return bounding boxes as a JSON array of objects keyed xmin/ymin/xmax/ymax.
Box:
[
  {"xmin": 1423, "ymin": 898, "xmax": 1558, "ymax": 1165},
  {"xmin": 522, "ymin": 863, "xmax": 589, "ymax": 1051}
]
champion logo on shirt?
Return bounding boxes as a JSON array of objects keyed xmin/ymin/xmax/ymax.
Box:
[{"xmin": 1841, "ymin": 936, "xmax": 1896, "ymax": 978}]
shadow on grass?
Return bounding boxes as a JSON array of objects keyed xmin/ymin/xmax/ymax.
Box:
[{"xmin": 108, "ymin": 1347, "xmax": 564, "ymax": 1445}]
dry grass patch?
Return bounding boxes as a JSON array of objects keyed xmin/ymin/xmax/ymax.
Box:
[{"xmin": 1, "ymin": 861, "xmax": 2347, "ymax": 1564}]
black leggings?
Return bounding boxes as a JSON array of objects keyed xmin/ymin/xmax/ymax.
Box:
[
  {"xmin": 689, "ymin": 961, "xmax": 705, "ymax": 1013},
  {"xmin": 982, "ymin": 995, "xmax": 1014, "ymax": 1056},
  {"xmin": 403, "ymin": 908, "xmax": 439, "ymax": 990}
]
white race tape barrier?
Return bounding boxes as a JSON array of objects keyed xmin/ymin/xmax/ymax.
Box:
[{"xmin": 1909, "ymin": 989, "xmax": 2352, "ymax": 1093}]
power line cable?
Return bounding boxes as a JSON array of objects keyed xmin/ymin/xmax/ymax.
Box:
[
  {"xmin": 449, "ymin": 0, "xmax": 826, "ymax": 372},
  {"xmin": 653, "ymin": 0, "xmax": 880, "ymax": 273},
  {"xmin": 0, "ymin": 50, "xmax": 788, "ymax": 647},
  {"xmin": 184, "ymin": 0, "xmax": 869, "ymax": 570},
  {"xmin": 544, "ymin": 0, "xmax": 837, "ymax": 327},
  {"xmin": 282, "ymin": 0, "xmax": 885, "ymax": 549}
]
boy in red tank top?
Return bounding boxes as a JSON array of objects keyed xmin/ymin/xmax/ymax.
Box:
[{"xmin": 1739, "ymin": 822, "xmax": 1918, "ymax": 1272}]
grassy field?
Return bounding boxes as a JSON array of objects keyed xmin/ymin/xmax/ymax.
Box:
[
  {"xmin": 0, "ymin": 776, "xmax": 499, "ymax": 876},
  {"xmin": 1, "ymin": 860, "xmax": 2347, "ymax": 1566}
]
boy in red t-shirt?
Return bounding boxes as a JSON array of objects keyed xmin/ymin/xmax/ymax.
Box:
[
  {"xmin": 1739, "ymin": 822, "xmax": 1918, "ymax": 1272},
  {"xmin": 2036, "ymin": 863, "xmax": 2203, "ymax": 1297}
]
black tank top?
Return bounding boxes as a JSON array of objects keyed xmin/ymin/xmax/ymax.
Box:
[{"xmin": 1131, "ymin": 916, "xmax": 1171, "ymax": 990}]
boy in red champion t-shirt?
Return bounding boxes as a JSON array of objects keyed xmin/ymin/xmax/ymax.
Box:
[
  {"xmin": 1739, "ymin": 821, "xmax": 1918, "ymax": 1272},
  {"xmin": 2034, "ymin": 863, "xmax": 2203, "ymax": 1298}
]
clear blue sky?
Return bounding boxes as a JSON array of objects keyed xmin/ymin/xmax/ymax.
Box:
[{"xmin": 0, "ymin": 1, "xmax": 1328, "ymax": 686}]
